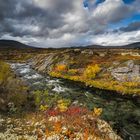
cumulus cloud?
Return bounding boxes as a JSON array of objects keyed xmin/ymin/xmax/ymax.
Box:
[
  {"xmin": 92, "ymin": 0, "xmax": 132, "ymax": 23},
  {"xmin": 0, "ymin": 0, "xmax": 140, "ymax": 47},
  {"xmin": 90, "ymin": 30, "xmax": 140, "ymax": 46}
]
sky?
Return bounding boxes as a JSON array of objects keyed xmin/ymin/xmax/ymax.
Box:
[{"xmin": 0, "ymin": 0, "xmax": 140, "ymax": 48}]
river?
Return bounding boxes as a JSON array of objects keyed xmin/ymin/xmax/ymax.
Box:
[{"xmin": 10, "ymin": 63, "xmax": 140, "ymax": 140}]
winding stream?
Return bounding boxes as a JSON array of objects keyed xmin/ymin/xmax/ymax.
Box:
[{"xmin": 10, "ymin": 63, "xmax": 140, "ymax": 140}]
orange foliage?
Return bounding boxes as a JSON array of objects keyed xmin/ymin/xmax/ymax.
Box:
[
  {"xmin": 45, "ymin": 129, "xmax": 49, "ymax": 137},
  {"xmin": 55, "ymin": 64, "xmax": 67, "ymax": 72},
  {"xmin": 44, "ymin": 106, "xmax": 106, "ymax": 139},
  {"xmin": 54, "ymin": 121, "xmax": 62, "ymax": 133},
  {"xmin": 84, "ymin": 128, "xmax": 89, "ymax": 140}
]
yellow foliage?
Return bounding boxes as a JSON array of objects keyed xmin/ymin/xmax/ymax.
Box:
[
  {"xmin": 93, "ymin": 107, "xmax": 102, "ymax": 116},
  {"xmin": 49, "ymin": 72, "xmax": 61, "ymax": 77},
  {"xmin": 39, "ymin": 105, "xmax": 48, "ymax": 111},
  {"xmin": 48, "ymin": 62, "xmax": 140, "ymax": 95},
  {"xmin": 84, "ymin": 64, "xmax": 101, "ymax": 79},
  {"xmin": 68, "ymin": 69, "xmax": 79, "ymax": 75},
  {"xmin": 122, "ymin": 82, "xmax": 138, "ymax": 87},
  {"xmin": 69, "ymin": 76, "xmax": 81, "ymax": 81},
  {"xmin": 57, "ymin": 99, "xmax": 71, "ymax": 112}
]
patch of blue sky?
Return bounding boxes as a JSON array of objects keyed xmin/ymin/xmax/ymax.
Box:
[
  {"xmin": 123, "ymin": 0, "xmax": 135, "ymax": 4},
  {"xmin": 108, "ymin": 14, "xmax": 140, "ymax": 30},
  {"xmin": 84, "ymin": 0, "xmax": 135, "ymax": 8},
  {"xmin": 83, "ymin": 0, "xmax": 105, "ymax": 8}
]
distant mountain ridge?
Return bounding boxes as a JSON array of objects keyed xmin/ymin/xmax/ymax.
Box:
[
  {"xmin": 0, "ymin": 39, "xmax": 140, "ymax": 49},
  {"xmin": 0, "ymin": 40, "xmax": 34, "ymax": 50},
  {"xmin": 85, "ymin": 42, "xmax": 140, "ymax": 49}
]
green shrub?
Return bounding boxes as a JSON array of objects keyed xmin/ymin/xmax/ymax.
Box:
[
  {"xmin": 34, "ymin": 90, "xmax": 51, "ymax": 107},
  {"xmin": 0, "ymin": 61, "xmax": 29, "ymax": 112},
  {"xmin": 6, "ymin": 77, "xmax": 29, "ymax": 110},
  {"xmin": 0, "ymin": 61, "xmax": 11, "ymax": 85}
]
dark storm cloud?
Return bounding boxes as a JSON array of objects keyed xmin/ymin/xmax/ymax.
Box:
[
  {"xmin": 0, "ymin": 0, "xmax": 140, "ymax": 47},
  {"xmin": 0, "ymin": 0, "xmax": 74, "ymax": 38},
  {"xmin": 119, "ymin": 21, "xmax": 140, "ymax": 32}
]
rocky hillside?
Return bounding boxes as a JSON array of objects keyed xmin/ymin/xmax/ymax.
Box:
[
  {"xmin": 0, "ymin": 40, "xmax": 139, "ymax": 94},
  {"xmin": 31, "ymin": 48, "xmax": 140, "ymax": 95}
]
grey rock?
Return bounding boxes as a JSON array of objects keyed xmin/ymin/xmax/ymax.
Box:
[
  {"xmin": 127, "ymin": 60, "xmax": 134, "ymax": 69},
  {"xmin": 113, "ymin": 67, "xmax": 132, "ymax": 73},
  {"xmin": 111, "ymin": 60, "xmax": 140, "ymax": 82}
]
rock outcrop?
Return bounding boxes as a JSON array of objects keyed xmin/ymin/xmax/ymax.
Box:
[{"xmin": 111, "ymin": 60, "xmax": 140, "ymax": 82}]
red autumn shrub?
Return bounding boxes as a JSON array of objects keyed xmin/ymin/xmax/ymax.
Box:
[
  {"xmin": 65, "ymin": 106, "xmax": 88, "ymax": 116},
  {"xmin": 46, "ymin": 108, "xmax": 60, "ymax": 117}
]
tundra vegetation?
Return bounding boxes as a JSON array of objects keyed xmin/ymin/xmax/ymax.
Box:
[
  {"xmin": 0, "ymin": 60, "xmax": 122, "ymax": 139},
  {"xmin": 49, "ymin": 61, "xmax": 140, "ymax": 95},
  {"xmin": 0, "ymin": 61, "xmax": 30, "ymax": 113},
  {"xmin": 0, "ymin": 47, "xmax": 139, "ymax": 139}
]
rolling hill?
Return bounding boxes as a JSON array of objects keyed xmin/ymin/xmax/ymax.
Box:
[{"xmin": 0, "ymin": 39, "xmax": 140, "ymax": 49}]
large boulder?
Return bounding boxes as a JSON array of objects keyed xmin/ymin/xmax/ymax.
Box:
[{"xmin": 111, "ymin": 60, "xmax": 140, "ymax": 82}]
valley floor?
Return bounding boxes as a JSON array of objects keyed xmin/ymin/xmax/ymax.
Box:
[{"xmin": 0, "ymin": 48, "xmax": 140, "ymax": 140}]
